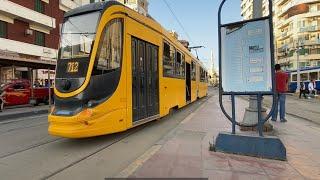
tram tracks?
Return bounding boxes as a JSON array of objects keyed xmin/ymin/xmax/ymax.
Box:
[
  {"xmin": 42, "ymin": 125, "xmax": 147, "ymax": 180},
  {"xmin": 0, "ymin": 122, "xmax": 48, "ymax": 135},
  {"xmin": 0, "ymin": 93, "xmax": 212, "ymax": 179},
  {"xmin": 0, "ymin": 138, "xmax": 63, "ymax": 159}
]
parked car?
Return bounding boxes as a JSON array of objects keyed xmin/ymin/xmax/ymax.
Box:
[{"xmin": 0, "ymin": 79, "xmax": 53, "ymax": 106}]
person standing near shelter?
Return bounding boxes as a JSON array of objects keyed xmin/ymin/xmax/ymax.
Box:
[
  {"xmin": 272, "ymin": 64, "xmax": 288, "ymax": 122},
  {"xmin": 308, "ymin": 79, "xmax": 317, "ymax": 97},
  {"xmin": 299, "ymin": 82, "xmax": 307, "ymax": 99}
]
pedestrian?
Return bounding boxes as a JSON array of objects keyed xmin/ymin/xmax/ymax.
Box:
[
  {"xmin": 272, "ymin": 64, "xmax": 288, "ymax": 122},
  {"xmin": 299, "ymin": 82, "xmax": 307, "ymax": 99},
  {"xmin": 308, "ymin": 79, "xmax": 316, "ymax": 97},
  {"xmin": 0, "ymin": 88, "xmax": 6, "ymax": 112}
]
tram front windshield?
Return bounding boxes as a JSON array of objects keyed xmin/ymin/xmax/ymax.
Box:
[{"xmin": 60, "ymin": 12, "xmax": 100, "ymax": 59}]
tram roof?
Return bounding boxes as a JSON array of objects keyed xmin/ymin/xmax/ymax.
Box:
[
  {"xmin": 287, "ymin": 66, "xmax": 320, "ymax": 73},
  {"xmin": 64, "ymin": 1, "xmax": 123, "ymax": 18}
]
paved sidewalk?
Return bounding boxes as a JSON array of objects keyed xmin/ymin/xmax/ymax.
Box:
[
  {"xmin": 263, "ymin": 94, "xmax": 320, "ymax": 125},
  {"xmin": 124, "ymin": 92, "xmax": 320, "ymax": 179},
  {"xmin": 0, "ymin": 105, "xmax": 49, "ymax": 121}
]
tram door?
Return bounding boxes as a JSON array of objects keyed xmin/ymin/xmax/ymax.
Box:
[{"xmin": 132, "ymin": 37, "xmax": 159, "ymax": 122}]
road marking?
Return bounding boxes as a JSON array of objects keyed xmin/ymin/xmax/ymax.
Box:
[{"xmin": 116, "ymin": 145, "xmax": 162, "ymax": 178}]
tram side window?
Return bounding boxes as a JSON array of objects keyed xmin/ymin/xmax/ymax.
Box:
[
  {"xmin": 191, "ymin": 61, "xmax": 196, "ymax": 81},
  {"xmin": 300, "ymin": 73, "xmax": 308, "ymax": 82},
  {"xmin": 292, "ymin": 74, "xmax": 297, "ymax": 82},
  {"xmin": 175, "ymin": 51, "xmax": 185, "ymax": 79},
  {"xmin": 181, "ymin": 54, "xmax": 185, "ymax": 77},
  {"xmin": 163, "ymin": 42, "xmax": 175, "ymax": 77},
  {"xmin": 310, "ymin": 72, "xmax": 318, "ymax": 80},
  {"xmin": 200, "ymin": 67, "xmax": 206, "ymax": 82},
  {"xmin": 93, "ymin": 18, "xmax": 123, "ymax": 75}
]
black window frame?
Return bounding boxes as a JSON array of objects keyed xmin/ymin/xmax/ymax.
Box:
[
  {"xmin": 175, "ymin": 51, "xmax": 185, "ymax": 79},
  {"xmin": 191, "ymin": 61, "xmax": 196, "ymax": 81},
  {"xmin": 35, "ymin": 0, "xmax": 45, "ymax": 14},
  {"xmin": 163, "ymin": 40, "xmax": 186, "ymax": 79},
  {"xmin": 200, "ymin": 67, "xmax": 206, "ymax": 82},
  {"xmin": 0, "ymin": 20, "xmax": 7, "ymax": 38},
  {"xmin": 34, "ymin": 31, "xmax": 45, "ymax": 46},
  {"xmin": 163, "ymin": 41, "xmax": 175, "ymax": 78}
]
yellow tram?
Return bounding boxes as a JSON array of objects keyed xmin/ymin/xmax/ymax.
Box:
[{"xmin": 48, "ymin": 1, "xmax": 209, "ymax": 138}]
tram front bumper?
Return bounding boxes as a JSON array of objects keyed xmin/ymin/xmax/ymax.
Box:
[{"xmin": 48, "ymin": 108, "xmax": 127, "ymax": 138}]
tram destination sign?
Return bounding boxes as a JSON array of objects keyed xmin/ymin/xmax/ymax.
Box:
[{"xmin": 221, "ymin": 19, "xmax": 272, "ymax": 93}]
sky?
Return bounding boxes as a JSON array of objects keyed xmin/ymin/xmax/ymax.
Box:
[{"xmin": 148, "ymin": 0, "xmax": 243, "ymax": 71}]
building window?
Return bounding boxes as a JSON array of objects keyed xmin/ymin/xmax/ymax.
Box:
[
  {"xmin": 0, "ymin": 21, "xmax": 7, "ymax": 38},
  {"xmin": 35, "ymin": 31, "xmax": 45, "ymax": 46},
  {"xmin": 35, "ymin": 0, "xmax": 44, "ymax": 14}
]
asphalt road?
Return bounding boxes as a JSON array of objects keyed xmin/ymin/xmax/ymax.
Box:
[{"xmin": 0, "ymin": 91, "xmax": 211, "ymax": 180}]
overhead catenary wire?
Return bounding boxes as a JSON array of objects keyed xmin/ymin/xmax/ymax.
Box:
[{"xmin": 162, "ymin": 0, "xmax": 195, "ymax": 45}]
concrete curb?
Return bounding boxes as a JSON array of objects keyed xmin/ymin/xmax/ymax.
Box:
[{"xmin": 0, "ymin": 109, "xmax": 49, "ymax": 121}]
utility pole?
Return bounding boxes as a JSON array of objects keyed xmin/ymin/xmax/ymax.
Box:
[
  {"xmin": 296, "ymin": 41, "xmax": 302, "ymax": 92},
  {"xmin": 241, "ymin": 0, "xmax": 273, "ymax": 132}
]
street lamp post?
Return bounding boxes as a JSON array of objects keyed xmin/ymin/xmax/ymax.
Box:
[
  {"xmin": 296, "ymin": 45, "xmax": 301, "ymax": 93},
  {"xmin": 295, "ymin": 40, "xmax": 303, "ymax": 93}
]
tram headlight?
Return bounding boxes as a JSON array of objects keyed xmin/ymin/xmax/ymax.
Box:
[
  {"xmin": 79, "ymin": 109, "xmax": 93, "ymax": 118},
  {"xmin": 87, "ymin": 101, "xmax": 94, "ymax": 108}
]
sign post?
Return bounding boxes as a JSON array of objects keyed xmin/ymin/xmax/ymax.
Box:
[{"xmin": 214, "ymin": 0, "xmax": 286, "ymax": 160}]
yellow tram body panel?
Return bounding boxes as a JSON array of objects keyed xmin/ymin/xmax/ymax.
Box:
[{"xmin": 48, "ymin": 2, "xmax": 208, "ymax": 138}]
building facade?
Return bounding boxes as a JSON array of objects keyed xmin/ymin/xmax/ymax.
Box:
[
  {"xmin": 0, "ymin": 0, "xmax": 83, "ymax": 84},
  {"xmin": 241, "ymin": 0, "xmax": 320, "ymax": 71},
  {"xmin": 275, "ymin": 0, "xmax": 320, "ymax": 70},
  {"xmin": 241, "ymin": 0, "xmax": 269, "ymax": 19}
]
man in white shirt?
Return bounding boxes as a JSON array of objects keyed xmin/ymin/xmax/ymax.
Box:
[{"xmin": 308, "ymin": 79, "xmax": 317, "ymax": 97}]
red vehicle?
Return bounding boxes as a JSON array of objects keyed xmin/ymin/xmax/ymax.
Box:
[{"xmin": 0, "ymin": 79, "xmax": 53, "ymax": 106}]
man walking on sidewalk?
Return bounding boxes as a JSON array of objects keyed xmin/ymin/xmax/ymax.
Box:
[
  {"xmin": 272, "ymin": 64, "xmax": 288, "ymax": 122},
  {"xmin": 0, "ymin": 88, "xmax": 6, "ymax": 112}
]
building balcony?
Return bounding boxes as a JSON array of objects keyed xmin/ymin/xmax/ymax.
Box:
[
  {"xmin": 299, "ymin": 25, "xmax": 320, "ymax": 33},
  {"xmin": 303, "ymin": 39, "xmax": 320, "ymax": 46},
  {"xmin": 278, "ymin": 52, "xmax": 320, "ymax": 62},
  {"xmin": 278, "ymin": 0, "xmax": 316, "ymax": 17},
  {"xmin": 0, "ymin": 38, "xmax": 58, "ymax": 60},
  {"xmin": 59, "ymin": 0, "xmax": 81, "ymax": 12},
  {"xmin": 277, "ymin": 30, "xmax": 292, "ymax": 40},
  {"xmin": 0, "ymin": 0, "xmax": 56, "ymax": 29},
  {"xmin": 277, "ymin": 11, "xmax": 320, "ymax": 30}
]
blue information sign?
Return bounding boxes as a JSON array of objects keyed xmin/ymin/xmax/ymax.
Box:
[{"xmin": 221, "ymin": 19, "xmax": 272, "ymax": 93}]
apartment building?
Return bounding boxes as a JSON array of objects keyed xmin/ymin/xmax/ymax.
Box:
[
  {"xmin": 241, "ymin": 0, "xmax": 320, "ymax": 71},
  {"xmin": 275, "ymin": 0, "xmax": 320, "ymax": 70},
  {"xmin": 241, "ymin": 0, "xmax": 269, "ymax": 19},
  {"xmin": 0, "ymin": 0, "xmax": 83, "ymax": 84}
]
